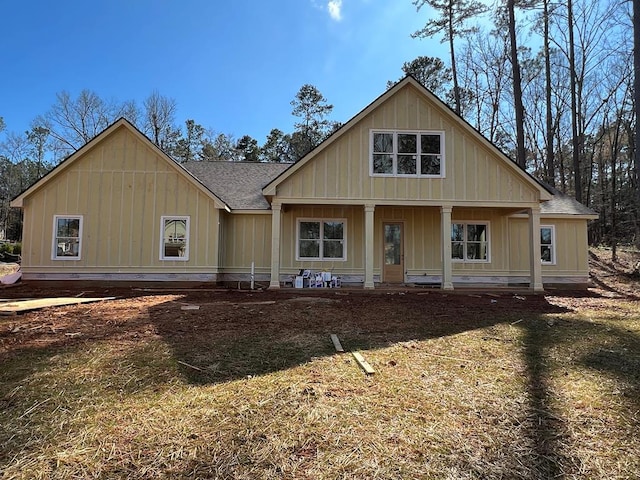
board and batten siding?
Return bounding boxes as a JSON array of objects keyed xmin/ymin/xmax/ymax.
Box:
[
  {"xmin": 278, "ymin": 205, "xmax": 534, "ymax": 283},
  {"xmin": 219, "ymin": 212, "xmax": 272, "ymax": 280},
  {"xmin": 508, "ymin": 217, "xmax": 590, "ymax": 283},
  {"xmin": 20, "ymin": 126, "xmax": 222, "ymax": 280},
  {"xmin": 273, "ymin": 84, "xmax": 541, "ymax": 206},
  {"xmin": 279, "ymin": 206, "xmax": 365, "ymax": 278}
]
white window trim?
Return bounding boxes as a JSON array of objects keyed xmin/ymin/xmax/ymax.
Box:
[
  {"xmin": 451, "ymin": 221, "xmax": 491, "ymax": 263},
  {"xmin": 296, "ymin": 218, "xmax": 347, "ymax": 261},
  {"xmin": 369, "ymin": 129, "xmax": 445, "ymax": 178},
  {"xmin": 52, "ymin": 215, "xmax": 83, "ymax": 261},
  {"xmin": 540, "ymin": 225, "xmax": 556, "ymax": 265},
  {"xmin": 160, "ymin": 215, "xmax": 190, "ymax": 261}
]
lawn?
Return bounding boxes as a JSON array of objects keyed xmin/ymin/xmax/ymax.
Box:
[{"xmin": 1, "ymin": 249, "xmax": 639, "ymax": 479}]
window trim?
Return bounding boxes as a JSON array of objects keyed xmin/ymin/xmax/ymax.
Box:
[
  {"xmin": 540, "ymin": 225, "xmax": 556, "ymax": 265},
  {"xmin": 52, "ymin": 215, "xmax": 83, "ymax": 261},
  {"xmin": 160, "ymin": 215, "xmax": 190, "ymax": 261},
  {"xmin": 296, "ymin": 218, "xmax": 347, "ymax": 261},
  {"xmin": 369, "ymin": 129, "xmax": 445, "ymax": 178},
  {"xmin": 451, "ymin": 221, "xmax": 491, "ymax": 263}
]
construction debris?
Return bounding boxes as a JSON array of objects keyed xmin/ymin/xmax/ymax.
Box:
[
  {"xmin": 352, "ymin": 351, "xmax": 375, "ymax": 375},
  {"xmin": 0, "ymin": 270, "xmax": 21, "ymax": 285},
  {"xmin": 181, "ymin": 305, "xmax": 200, "ymax": 311},
  {"xmin": 330, "ymin": 334, "xmax": 344, "ymax": 352},
  {"xmin": 177, "ymin": 360, "xmax": 203, "ymax": 372},
  {"xmin": 0, "ymin": 297, "xmax": 116, "ymax": 315}
]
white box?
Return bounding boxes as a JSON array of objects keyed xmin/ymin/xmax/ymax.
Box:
[{"xmin": 294, "ymin": 276, "xmax": 304, "ymax": 288}]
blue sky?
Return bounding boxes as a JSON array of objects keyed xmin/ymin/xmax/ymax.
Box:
[{"xmin": 1, "ymin": 0, "xmax": 444, "ymax": 145}]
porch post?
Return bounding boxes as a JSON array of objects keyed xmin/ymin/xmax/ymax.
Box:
[
  {"xmin": 269, "ymin": 202, "xmax": 282, "ymax": 289},
  {"xmin": 529, "ymin": 207, "xmax": 544, "ymax": 292},
  {"xmin": 441, "ymin": 206, "xmax": 454, "ymax": 290},
  {"xmin": 364, "ymin": 204, "xmax": 375, "ymax": 289}
]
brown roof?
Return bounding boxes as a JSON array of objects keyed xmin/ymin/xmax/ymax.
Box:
[{"xmin": 181, "ymin": 161, "xmax": 291, "ymax": 210}]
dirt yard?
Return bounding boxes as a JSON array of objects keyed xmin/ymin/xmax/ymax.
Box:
[
  {"xmin": 1, "ymin": 247, "xmax": 638, "ymax": 354},
  {"xmin": 1, "ymin": 247, "xmax": 639, "ymax": 479}
]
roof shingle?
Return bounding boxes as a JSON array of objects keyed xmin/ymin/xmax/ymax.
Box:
[
  {"xmin": 181, "ymin": 160, "xmax": 596, "ymax": 217},
  {"xmin": 540, "ymin": 185, "xmax": 598, "ymax": 216},
  {"xmin": 181, "ymin": 161, "xmax": 291, "ymax": 210}
]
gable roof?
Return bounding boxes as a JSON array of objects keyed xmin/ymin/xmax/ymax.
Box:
[
  {"xmin": 263, "ymin": 76, "xmax": 553, "ymax": 202},
  {"xmin": 182, "ymin": 161, "xmax": 291, "ymax": 210},
  {"xmin": 10, "ymin": 118, "xmax": 230, "ymax": 210}
]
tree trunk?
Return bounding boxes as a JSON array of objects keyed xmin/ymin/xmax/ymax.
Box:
[
  {"xmin": 634, "ymin": 0, "xmax": 640, "ymax": 248},
  {"xmin": 448, "ymin": 1, "xmax": 461, "ymax": 116},
  {"xmin": 543, "ymin": 0, "xmax": 555, "ymax": 186},
  {"xmin": 568, "ymin": 0, "xmax": 582, "ymax": 203},
  {"xmin": 507, "ymin": 0, "xmax": 527, "ymax": 169}
]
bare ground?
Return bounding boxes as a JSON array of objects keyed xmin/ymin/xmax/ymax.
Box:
[
  {"xmin": 0, "ymin": 247, "xmax": 638, "ymax": 478},
  {"xmin": 1, "ymin": 247, "xmax": 638, "ymax": 354}
]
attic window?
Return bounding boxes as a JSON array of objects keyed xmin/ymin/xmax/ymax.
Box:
[{"xmin": 370, "ymin": 130, "xmax": 444, "ymax": 177}]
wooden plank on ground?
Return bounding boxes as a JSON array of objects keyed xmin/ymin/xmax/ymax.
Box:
[
  {"xmin": 0, "ymin": 297, "xmax": 116, "ymax": 315},
  {"xmin": 352, "ymin": 351, "xmax": 375, "ymax": 375},
  {"xmin": 330, "ymin": 334, "xmax": 344, "ymax": 352}
]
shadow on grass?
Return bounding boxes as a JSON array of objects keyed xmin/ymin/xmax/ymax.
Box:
[
  {"xmin": 518, "ymin": 296, "xmax": 640, "ymax": 478},
  {"xmin": 7, "ymin": 287, "xmax": 638, "ymax": 477},
  {"xmin": 579, "ymin": 320, "xmax": 640, "ymax": 407},
  {"xmin": 146, "ymin": 290, "xmax": 570, "ymax": 384},
  {"xmin": 0, "ymin": 297, "xmax": 160, "ymax": 386},
  {"xmin": 522, "ymin": 319, "xmax": 575, "ymax": 478}
]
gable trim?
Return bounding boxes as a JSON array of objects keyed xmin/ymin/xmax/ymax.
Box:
[
  {"xmin": 10, "ymin": 118, "xmax": 230, "ymax": 211},
  {"xmin": 262, "ymin": 76, "xmax": 552, "ymax": 202}
]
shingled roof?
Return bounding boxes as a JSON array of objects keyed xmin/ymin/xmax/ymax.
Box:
[
  {"xmin": 181, "ymin": 161, "xmax": 291, "ymax": 210},
  {"xmin": 540, "ymin": 185, "xmax": 598, "ymax": 217},
  {"xmin": 181, "ymin": 160, "xmax": 595, "ymax": 217}
]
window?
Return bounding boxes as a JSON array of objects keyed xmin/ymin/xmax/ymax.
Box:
[
  {"xmin": 52, "ymin": 215, "xmax": 83, "ymax": 260},
  {"xmin": 371, "ymin": 130, "xmax": 444, "ymax": 177},
  {"xmin": 451, "ymin": 222, "xmax": 489, "ymax": 262},
  {"xmin": 540, "ymin": 226, "xmax": 555, "ymax": 264},
  {"xmin": 160, "ymin": 216, "xmax": 190, "ymax": 261},
  {"xmin": 297, "ymin": 219, "xmax": 346, "ymax": 261}
]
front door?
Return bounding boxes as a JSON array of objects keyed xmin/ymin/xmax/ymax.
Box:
[{"xmin": 383, "ymin": 223, "xmax": 404, "ymax": 283}]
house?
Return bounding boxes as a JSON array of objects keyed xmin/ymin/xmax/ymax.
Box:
[{"xmin": 11, "ymin": 77, "xmax": 597, "ymax": 290}]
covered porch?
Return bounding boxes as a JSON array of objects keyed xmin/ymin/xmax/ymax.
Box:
[{"xmin": 267, "ymin": 201, "xmax": 544, "ymax": 292}]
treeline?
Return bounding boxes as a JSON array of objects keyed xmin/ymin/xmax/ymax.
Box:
[
  {"xmin": 0, "ymin": 84, "xmax": 338, "ymax": 240},
  {"xmin": 1, "ymin": 0, "xmax": 638, "ymax": 250},
  {"xmin": 400, "ymin": 0, "xmax": 637, "ymax": 251}
]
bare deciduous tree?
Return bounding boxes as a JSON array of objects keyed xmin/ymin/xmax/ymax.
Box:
[{"xmin": 142, "ymin": 90, "xmax": 178, "ymax": 150}]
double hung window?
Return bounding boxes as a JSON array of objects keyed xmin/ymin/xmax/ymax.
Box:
[
  {"xmin": 52, "ymin": 215, "xmax": 83, "ymax": 260},
  {"xmin": 540, "ymin": 226, "xmax": 555, "ymax": 264},
  {"xmin": 161, "ymin": 216, "xmax": 190, "ymax": 260}
]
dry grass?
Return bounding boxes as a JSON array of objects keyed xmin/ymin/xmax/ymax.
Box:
[{"xmin": 1, "ymin": 254, "xmax": 639, "ymax": 479}]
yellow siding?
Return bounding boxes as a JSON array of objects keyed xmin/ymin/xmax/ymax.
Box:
[
  {"xmin": 275, "ymin": 84, "xmax": 540, "ymax": 205},
  {"xmin": 509, "ymin": 217, "xmax": 590, "ymax": 276},
  {"xmin": 279, "ymin": 206, "xmax": 364, "ymax": 276},
  {"xmin": 278, "ymin": 205, "xmax": 525, "ymax": 279},
  {"xmin": 20, "ymin": 125, "xmax": 221, "ymax": 276},
  {"xmin": 220, "ymin": 213, "xmax": 272, "ymax": 275},
  {"xmin": 375, "ymin": 206, "xmax": 441, "ymax": 276}
]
